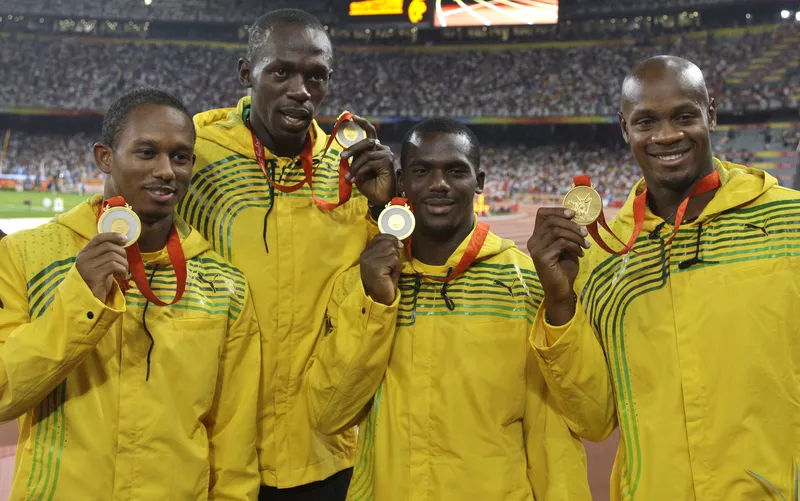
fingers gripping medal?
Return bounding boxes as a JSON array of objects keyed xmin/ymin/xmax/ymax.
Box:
[
  {"xmin": 378, "ymin": 197, "xmax": 416, "ymax": 241},
  {"xmin": 97, "ymin": 202, "xmax": 141, "ymax": 247},
  {"xmin": 563, "ymin": 182, "xmax": 603, "ymax": 226}
]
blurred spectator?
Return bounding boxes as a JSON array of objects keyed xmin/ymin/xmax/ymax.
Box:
[
  {"xmin": 4, "ymin": 126, "xmax": 794, "ymax": 199},
  {"xmin": 0, "ymin": 24, "xmax": 795, "ymax": 117},
  {"xmin": 0, "ymin": 0, "xmax": 337, "ymax": 23}
]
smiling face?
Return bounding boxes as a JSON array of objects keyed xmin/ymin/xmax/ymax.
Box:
[
  {"xmin": 399, "ymin": 131, "xmax": 485, "ymax": 238},
  {"xmin": 619, "ymin": 58, "xmax": 717, "ymax": 193},
  {"xmin": 238, "ymin": 24, "xmax": 333, "ymax": 153},
  {"xmin": 94, "ymin": 104, "xmax": 195, "ymax": 224}
]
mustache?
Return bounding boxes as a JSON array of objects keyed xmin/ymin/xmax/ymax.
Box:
[
  {"xmin": 141, "ymin": 182, "xmax": 177, "ymax": 193},
  {"xmin": 420, "ymin": 195, "xmax": 456, "ymax": 203}
]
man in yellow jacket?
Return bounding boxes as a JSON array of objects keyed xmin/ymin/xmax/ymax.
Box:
[
  {"xmin": 304, "ymin": 118, "xmax": 592, "ymax": 501},
  {"xmin": 529, "ymin": 55, "xmax": 800, "ymax": 501},
  {"xmin": 0, "ymin": 88, "xmax": 261, "ymax": 500},
  {"xmin": 177, "ymin": 9, "xmax": 395, "ymax": 500}
]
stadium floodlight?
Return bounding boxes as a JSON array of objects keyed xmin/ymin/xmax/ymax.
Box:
[
  {"xmin": 796, "ymin": 11, "xmax": 800, "ymax": 21},
  {"xmin": 144, "ymin": 0, "xmax": 152, "ymax": 5},
  {"xmin": 780, "ymin": 10, "xmax": 790, "ymax": 19}
]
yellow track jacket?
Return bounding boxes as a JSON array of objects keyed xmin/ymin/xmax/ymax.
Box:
[
  {"xmin": 304, "ymin": 226, "xmax": 592, "ymax": 501},
  {"xmin": 532, "ymin": 160, "xmax": 800, "ymax": 501},
  {"xmin": 0, "ymin": 196, "xmax": 260, "ymax": 501},
  {"xmin": 178, "ymin": 97, "xmax": 375, "ymax": 487}
]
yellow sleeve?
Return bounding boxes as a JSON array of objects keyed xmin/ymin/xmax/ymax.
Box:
[
  {"xmin": 206, "ymin": 284, "xmax": 261, "ymax": 501},
  {"xmin": 525, "ymin": 344, "xmax": 592, "ymax": 500},
  {"xmin": 0, "ymin": 238, "xmax": 125, "ymax": 422},
  {"xmin": 364, "ymin": 200, "xmax": 380, "ymax": 242},
  {"xmin": 530, "ymin": 298, "xmax": 617, "ymax": 442},
  {"xmin": 302, "ymin": 266, "xmax": 399, "ymax": 436}
]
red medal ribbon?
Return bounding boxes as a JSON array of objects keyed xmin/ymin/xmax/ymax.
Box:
[
  {"xmin": 407, "ymin": 219, "xmax": 491, "ymax": 283},
  {"xmin": 575, "ymin": 170, "xmax": 720, "ymax": 255},
  {"xmin": 97, "ymin": 196, "xmax": 187, "ymax": 306},
  {"xmin": 248, "ymin": 112, "xmax": 355, "ymax": 211}
]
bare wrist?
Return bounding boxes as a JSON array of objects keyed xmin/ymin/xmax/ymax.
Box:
[{"xmin": 544, "ymin": 292, "xmax": 577, "ymax": 326}]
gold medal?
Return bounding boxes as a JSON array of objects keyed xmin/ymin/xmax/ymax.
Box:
[
  {"xmin": 335, "ymin": 120, "xmax": 366, "ymax": 150},
  {"xmin": 563, "ymin": 184, "xmax": 603, "ymax": 226},
  {"xmin": 378, "ymin": 203, "xmax": 415, "ymax": 240},
  {"xmin": 97, "ymin": 204, "xmax": 141, "ymax": 248}
]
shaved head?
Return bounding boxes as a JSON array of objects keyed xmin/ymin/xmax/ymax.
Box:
[
  {"xmin": 621, "ymin": 56, "xmax": 709, "ymax": 113},
  {"xmin": 617, "ymin": 55, "xmax": 717, "ymax": 199}
]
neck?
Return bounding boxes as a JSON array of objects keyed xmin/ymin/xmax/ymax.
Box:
[
  {"xmin": 411, "ymin": 221, "xmax": 474, "ymax": 266},
  {"xmin": 250, "ymin": 110, "xmax": 306, "ymax": 158},
  {"xmin": 137, "ymin": 214, "xmax": 174, "ymax": 253},
  {"xmin": 646, "ymin": 164, "xmax": 717, "ymax": 223}
]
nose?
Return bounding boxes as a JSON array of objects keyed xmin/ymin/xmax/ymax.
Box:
[
  {"xmin": 286, "ymin": 74, "xmax": 311, "ymax": 103},
  {"xmin": 651, "ymin": 121, "xmax": 685, "ymax": 146},
  {"xmin": 428, "ymin": 168, "xmax": 451, "ymax": 193},
  {"xmin": 152, "ymin": 154, "xmax": 176, "ymax": 182}
]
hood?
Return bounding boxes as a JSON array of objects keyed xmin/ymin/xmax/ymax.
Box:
[
  {"xmin": 193, "ymin": 96, "xmax": 329, "ymax": 160},
  {"xmin": 56, "ymin": 194, "xmax": 210, "ymax": 263},
  {"xmin": 615, "ymin": 158, "xmax": 777, "ymax": 233},
  {"xmin": 402, "ymin": 220, "xmax": 517, "ymax": 277}
]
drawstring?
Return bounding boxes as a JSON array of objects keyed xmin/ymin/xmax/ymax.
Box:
[
  {"xmin": 439, "ymin": 267, "xmax": 456, "ymax": 311},
  {"xmin": 410, "ymin": 274, "xmax": 422, "ymax": 323},
  {"xmin": 678, "ymin": 222, "xmax": 718, "ymax": 270},
  {"xmin": 141, "ymin": 267, "xmax": 159, "ymax": 381},
  {"xmin": 262, "ymin": 161, "xmax": 276, "ymax": 254}
]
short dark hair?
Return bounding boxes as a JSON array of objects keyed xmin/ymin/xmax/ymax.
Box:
[
  {"xmin": 102, "ymin": 88, "xmax": 191, "ymax": 147},
  {"xmin": 248, "ymin": 8, "xmax": 330, "ymax": 60},
  {"xmin": 401, "ymin": 118, "xmax": 481, "ymax": 170}
]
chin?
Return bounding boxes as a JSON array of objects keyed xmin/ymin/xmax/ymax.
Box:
[
  {"xmin": 419, "ymin": 218, "xmax": 460, "ymax": 237},
  {"xmin": 137, "ymin": 208, "xmax": 174, "ymax": 224}
]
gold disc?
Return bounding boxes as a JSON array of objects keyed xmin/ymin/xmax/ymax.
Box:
[
  {"xmin": 563, "ymin": 185, "xmax": 603, "ymax": 226},
  {"xmin": 97, "ymin": 206, "xmax": 141, "ymax": 248},
  {"xmin": 110, "ymin": 218, "xmax": 130, "ymax": 235},
  {"xmin": 378, "ymin": 204, "xmax": 415, "ymax": 240},
  {"xmin": 335, "ymin": 121, "xmax": 366, "ymax": 149}
]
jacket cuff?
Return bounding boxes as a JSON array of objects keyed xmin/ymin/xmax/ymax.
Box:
[
  {"xmin": 347, "ymin": 278, "xmax": 399, "ymax": 328},
  {"xmin": 531, "ymin": 299, "xmax": 583, "ymax": 352},
  {"xmin": 63, "ymin": 265, "xmax": 126, "ymax": 337}
]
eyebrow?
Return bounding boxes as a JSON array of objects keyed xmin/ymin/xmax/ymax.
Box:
[
  {"xmin": 132, "ymin": 138, "xmax": 193, "ymax": 151},
  {"xmin": 630, "ymin": 102, "xmax": 701, "ymax": 119},
  {"xmin": 268, "ymin": 58, "xmax": 329, "ymax": 71}
]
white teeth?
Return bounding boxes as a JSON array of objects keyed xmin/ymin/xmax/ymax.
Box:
[{"xmin": 658, "ymin": 153, "xmax": 684, "ymax": 161}]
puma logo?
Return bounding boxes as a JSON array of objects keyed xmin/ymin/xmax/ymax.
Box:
[
  {"xmin": 198, "ymin": 273, "xmax": 219, "ymax": 293},
  {"xmin": 493, "ymin": 279, "xmax": 516, "ymax": 298},
  {"xmin": 744, "ymin": 219, "xmax": 769, "ymax": 236}
]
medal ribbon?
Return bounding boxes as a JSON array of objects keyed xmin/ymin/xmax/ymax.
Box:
[
  {"xmin": 248, "ymin": 112, "xmax": 356, "ymax": 211},
  {"xmin": 406, "ymin": 214, "xmax": 491, "ymax": 283},
  {"xmin": 575, "ymin": 170, "xmax": 720, "ymax": 255},
  {"xmin": 97, "ymin": 196, "xmax": 187, "ymax": 306}
]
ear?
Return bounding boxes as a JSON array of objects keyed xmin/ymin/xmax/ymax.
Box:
[
  {"xmin": 618, "ymin": 112, "xmax": 629, "ymax": 144},
  {"xmin": 93, "ymin": 143, "xmax": 113, "ymax": 175},
  {"xmin": 475, "ymin": 169, "xmax": 486, "ymax": 194},
  {"xmin": 707, "ymin": 98, "xmax": 717, "ymax": 133},
  {"xmin": 397, "ymin": 168, "xmax": 405, "ymax": 198},
  {"xmin": 238, "ymin": 58, "xmax": 253, "ymax": 88}
]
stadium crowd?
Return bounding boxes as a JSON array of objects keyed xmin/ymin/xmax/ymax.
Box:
[
  {"xmin": 4, "ymin": 127, "xmax": 794, "ymax": 201},
  {"xmin": 0, "ymin": 0, "xmax": 335, "ymax": 23},
  {"xmin": 0, "ymin": 24, "xmax": 796, "ymax": 117}
]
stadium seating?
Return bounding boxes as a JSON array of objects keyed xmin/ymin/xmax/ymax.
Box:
[{"xmin": 0, "ymin": 24, "xmax": 795, "ymax": 117}]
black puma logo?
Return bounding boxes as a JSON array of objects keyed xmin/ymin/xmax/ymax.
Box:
[
  {"xmin": 493, "ymin": 279, "xmax": 515, "ymax": 297},
  {"xmin": 198, "ymin": 273, "xmax": 218, "ymax": 293},
  {"xmin": 744, "ymin": 219, "xmax": 769, "ymax": 236}
]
